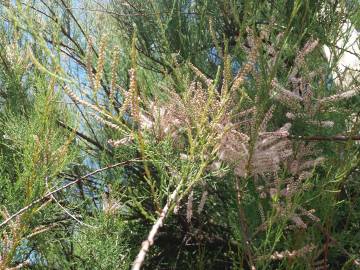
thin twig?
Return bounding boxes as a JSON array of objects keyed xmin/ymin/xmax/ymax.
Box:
[
  {"xmin": 45, "ymin": 176, "xmax": 97, "ymax": 229},
  {"xmin": 0, "ymin": 160, "xmax": 139, "ymax": 229},
  {"xmin": 26, "ymin": 223, "xmax": 59, "ymax": 239}
]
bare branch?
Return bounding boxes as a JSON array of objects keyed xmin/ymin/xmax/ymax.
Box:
[{"xmin": 131, "ymin": 184, "xmax": 181, "ymax": 270}]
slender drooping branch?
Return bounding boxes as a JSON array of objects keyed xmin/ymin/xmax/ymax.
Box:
[
  {"xmin": 44, "ymin": 176, "xmax": 97, "ymax": 229},
  {"xmin": 0, "ymin": 160, "xmax": 139, "ymax": 228}
]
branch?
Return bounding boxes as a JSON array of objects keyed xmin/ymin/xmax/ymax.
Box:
[
  {"xmin": 45, "ymin": 176, "xmax": 97, "ymax": 229},
  {"xmin": 234, "ymin": 176, "xmax": 255, "ymax": 269},
  {"xmin": 289, "ymin": 135, "xmax": 360, "ymax": 141},
  {"xmin": 131, "ymin": 184, "xmax": 182, "ymax": 270},
  {"xmin": 56, "ymin": 120, "xmax": 110, "ymax": 153},
  {"xmin": 0, "ymin": 159, "xmax": 139, "ymax": 229}
]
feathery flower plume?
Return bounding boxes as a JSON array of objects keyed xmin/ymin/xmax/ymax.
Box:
[
  {"xmin": 259, "ymin": 105, "xmax": 276, "ymax": 132},
  {"xmin": 218, "ymin": 123, "xmax": 293, "ymax": 177},
  {"xmin": 63, "ymin": 86, "xmax": 114, "ymax": 122},
  {"xmin": 119, "ymin": 88, "xmax": 133, "ymax": 116},
  {"xmin": 110, "ymin": 46, "xmax": 120, "ymax": 103},
  {"xmin": 129, "ymin": 68, "xmax": 140, "ymax": 121},
  {"xmin": 319, "ymin": 89, "xmax": 360, "ymax": 106},
  {"xmin": 197, "ymin": 190, "xmax": 208, "ymax": 214},
  {"xmin": 221, "ymin": 55, "xmax": 232, "ymax": 95},
  {"xmin": 308, "ymin": 120, "xmax": 335, "ymax": 128},
  {"xmin": 289, "ymin": 38, "xmax": 319, "ymax": 79},
  {"xmin": 139, "ymin": 101, "xmax": 186, "ymax": 141},
  {"xmin": 230, "ymin": 44, "xmax": 258, "ymax": 93},
  {"xmin": 86, "ymin": 36, "xmax": 95, "ymax": 91},
  {"xmin": 108, "ymin": 137, "xmax": 132, "ymax": 147},
  {"xmin": 94, "ymin": 35, "xmax": 108, "ymax": 93},
  {"xmin": 271, "ymin": 80, "xmax": 303, "ymax": 110},
  {"xmin": 90, "ymin": 112, "xmax": 123, "ymax": 131}
]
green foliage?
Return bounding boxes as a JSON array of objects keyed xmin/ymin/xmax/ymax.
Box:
[{"xmin": 0, "ymin": 0, "xmax": 360, "ymax": 269}]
